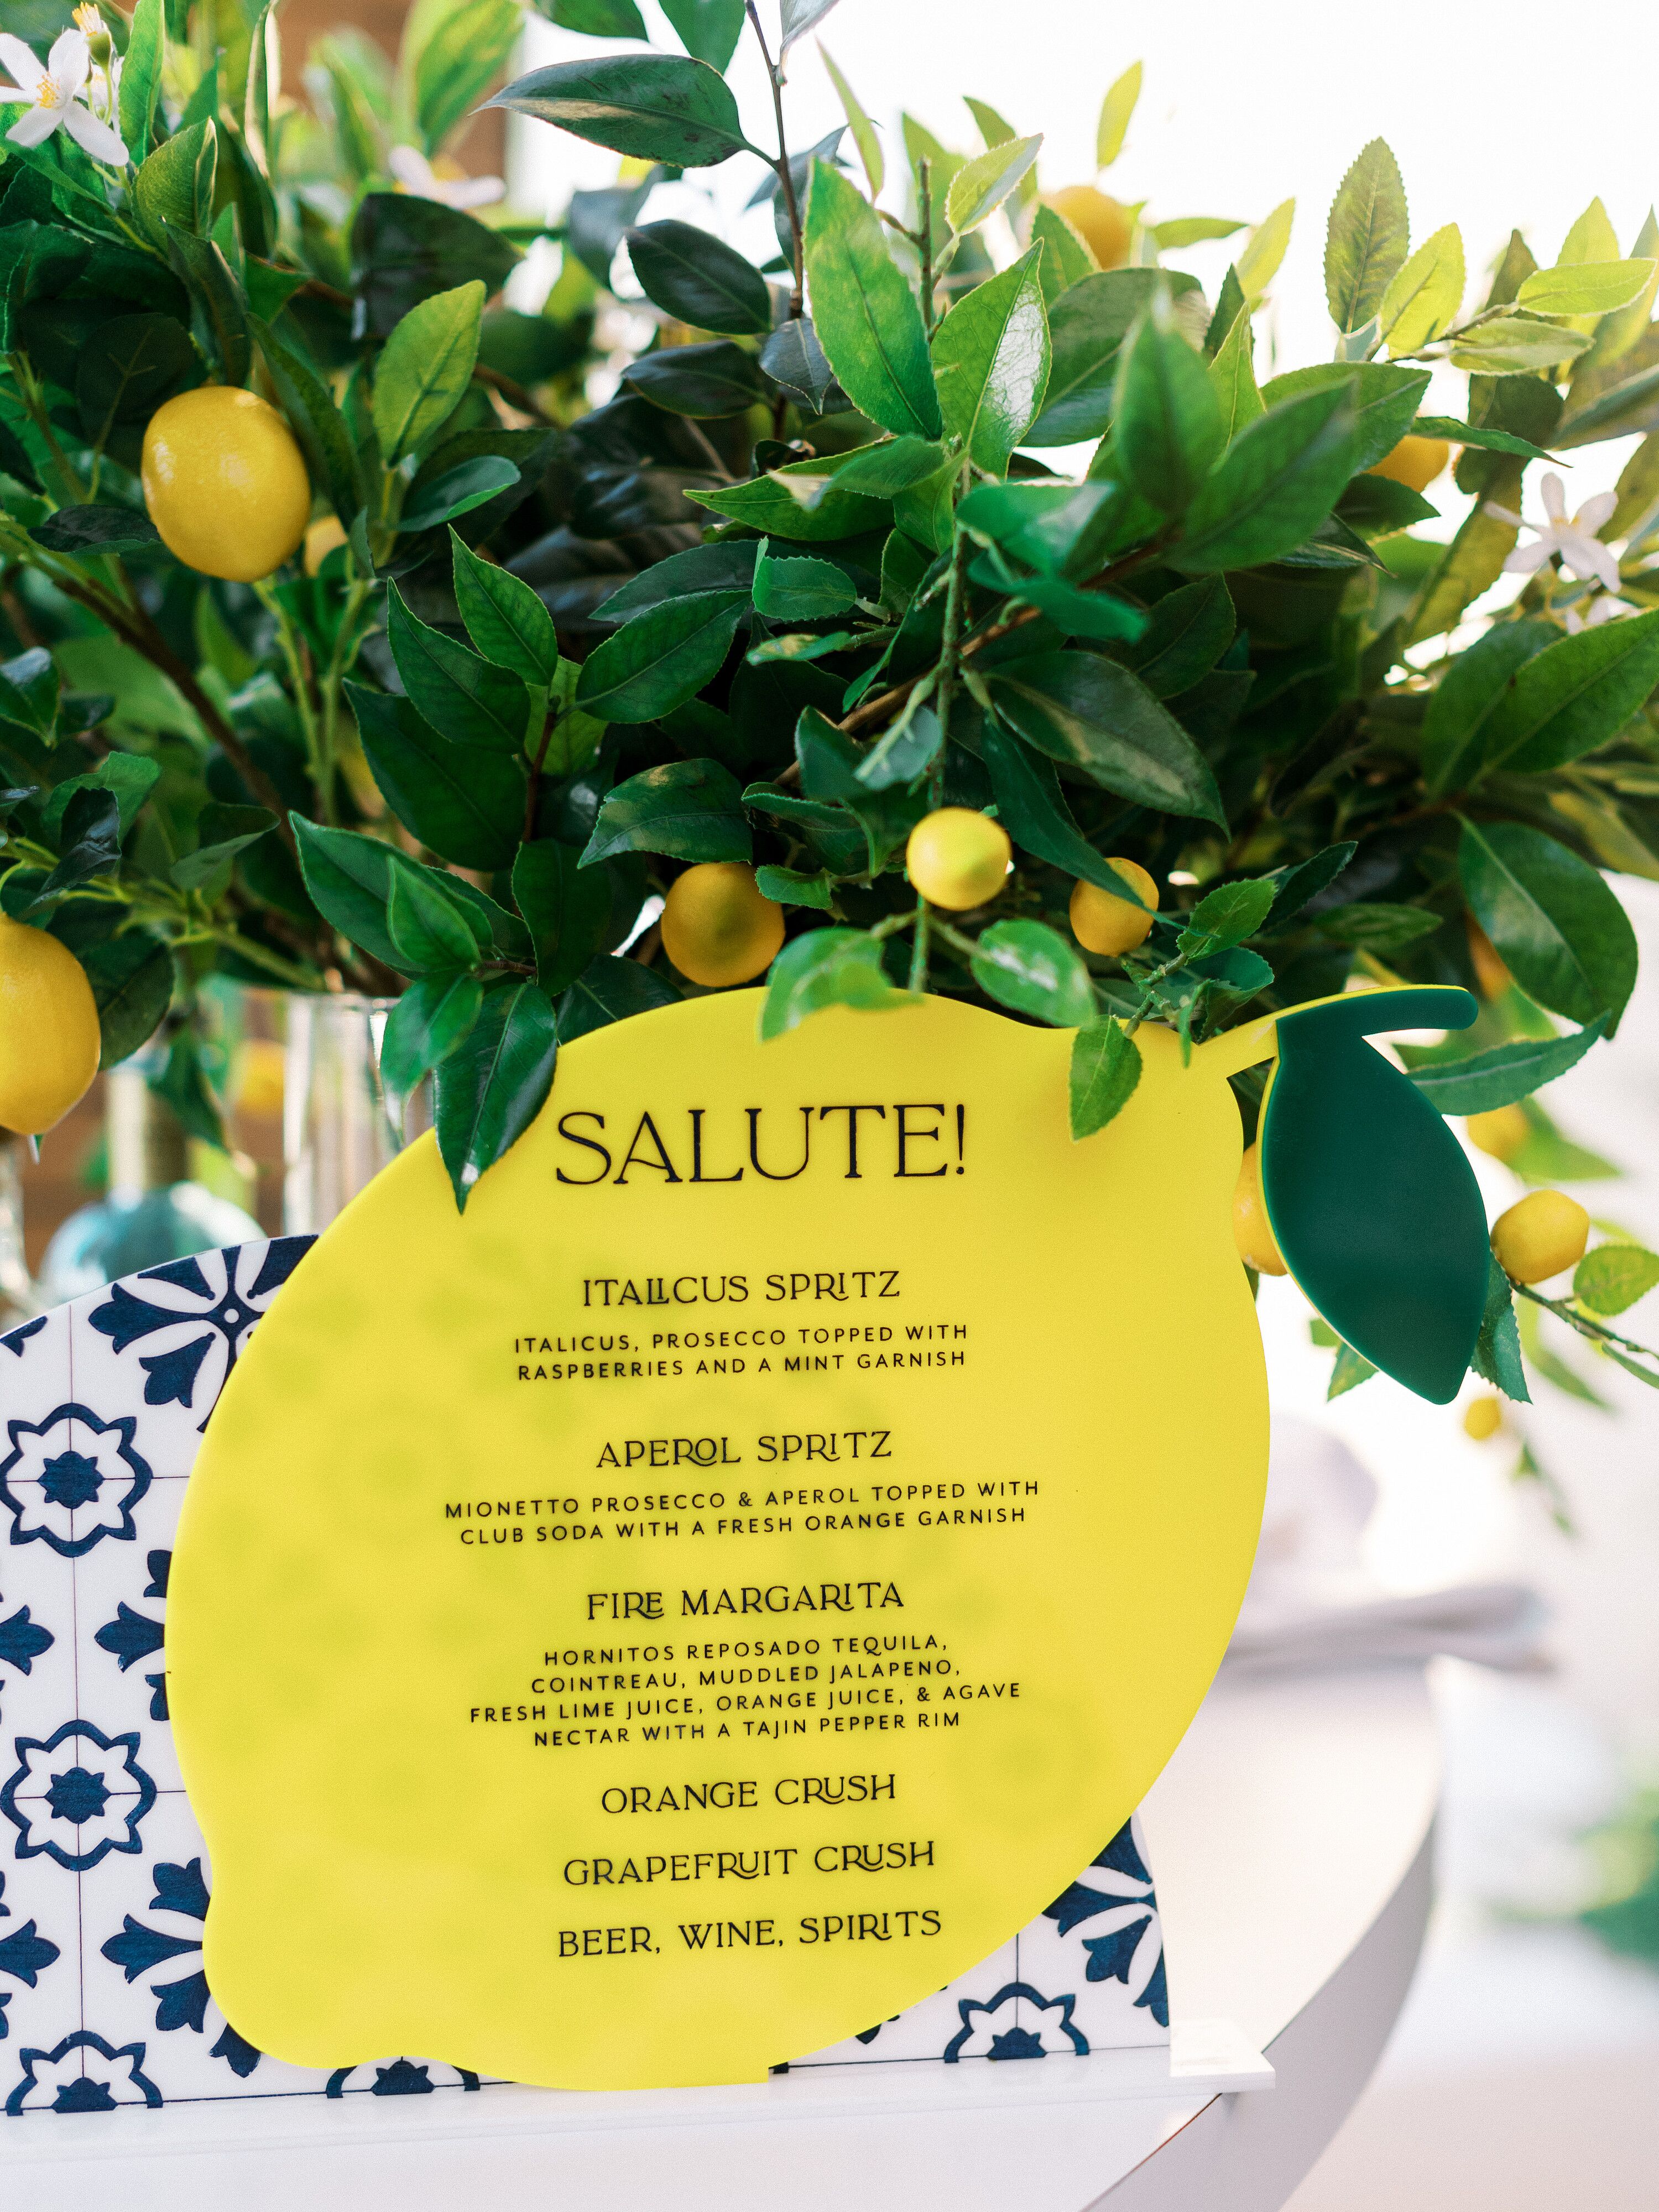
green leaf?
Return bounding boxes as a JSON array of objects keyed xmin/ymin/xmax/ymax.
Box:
[
  {"xmin": 1070, "ymin": 1018, "xmax": 1141, "ymax": 1138},
  {"xmin": 290, "ymin": 818, "xmax": 468, "ymax": 974},
  {"xmin": 625, "ymin": 220, "xmax": 771, "ymax": 336},
  {"xmin": 1312, "ymin": 902, "xmax": 1442, "ymax": 952},
  {"xmin": 1173, "ymin": 384, "xmax": 1359, "ymax": 575},
  {"xmin": 415, "ymin": 0, "xmax": 524, "ymax": 149},
  {"xmin": 575, "ymin": 592, "xmax": 747, "ymax": 722},
  {"xmin": 451, "ymin": 531, "xmax": 561, "ymax": 684},
  {"xmin": 1480, "ymin": 610, "xmax": 1659, "ymax": 778},
  {"xmin": 982, "ymin": 565, "xmax": 1147, "ymax": 643},
  {"xmin": 855, "ymin": 700, "xmax": 940, "ymax": 792},
  {"xmin": 82, "ymin": 932, "xmax": 172, "ymax": 1067},
  {"xmin": 1379, "ymin": 223, "xmax": 1464, "ymax": 355},
  {"xmin": 0, "ymin": 648, "xmax": 59, "ymax": 748},
  {"xmin": 1114, "ymin": 287, "xmax": 1224, "ymax": 512},
  {"xmin": 1324, "ymin": 138, "xmax": 1408, "ymax": 336},
  {"xmin": 1259, "ymin": 361, "xmax": 1429, "ymax": 473},
  {"xmin": 1413, "ymin": 414, "xmax": 1554, "ymax": 463},
  {"xmin": 689, "ymin": 451, "xmax": 889, "ymax": 541},
  {"xmin": 557, "ymin": 952, "xmax": 680, "ymax": 1041},
  {"xmin": 164, "ymin": 228, "xmax": 250, "ymax": 389},
  {"xmin": 29, "ymin": 503, "xmax": 163, "ymax": 559},
  {"xmin": 970, "ymin": 919, "xmax": 1095, "ymax": 1026},
  {"xmin": 755, "ymin": 863, "xmax": 832, "ymax": 909},
  {"xmin": 1178, "ymin": 876, "xmax": 1276, "ymax": 953},
  {"xmin": 546, "ymin": 0, "xmax": 649, "ymax": 33},
  {"xmin": 819, "ymin": 43, "xmax": 882, "ymax": 197},
  {"xmin": 598, "ymin": 541, "xmax": 758, "ymax": 622},
  {"xmin": 75, "ymin": 314, "xmax": 197, "ymax": 453},
  {"xmin": 349, "ymin": 681, "xmax": 523, "ymax": 871},
  {"xmin": 387, "ymin": 865, "xmax": 483, "ymax": 973},
  {"xmin": 388, "ymin": 585, "xmax": 532, "ymax": 752},
  {"xmin": 831, "ymin": 436, "xmax": 947, "ymax": 495},
  {"xmin": 984, "ymin": 652, "xmax": 1227, "ymax": 823},
  {"xmin": 42, "ymin": 755, "xmax": 158, "ymax": 842},
  {"xmin": 1420, "ymin": 617, "xmax": 1557, "ymax": 796},
  {"xmin": 757, "ymin": 316, "xmax": 839, "ymax": 414},
  {"xmin": 351, "ymin": 194, "xmax": 520, "ymax": 341},
  {"xmin": 758, "ymin": 927, "xmax": 911, "ymax": 1039},
  {"xmin": 1207, "ymin": 304, "xmax": 1263, "ymax": 442},
  {"xmin": 1121, "ymin": 576, "xmax": 1234, "ymax": 697},
  {"xmin": 249, "ymin": 314, "xmax": 361, "ymax": 527},
  {"xmin": 581, "ymin": 757, "xmax": 751, "ymax": 865},
  {"xmin": 930, "ymin": 246, "xmax": 1048, "ymax": 477},
  {"xmin": 793, "ymin": 709, "xmax": 925, "ymax": 873},
  {"xmin": 1407, "ymin": 456, "xmax": 1524, "ymax": 644},
  {"xmin": 1027, "ymin": 211, "xmax": 1095, "ymax": 319},
  {"xmin": 660, "ymin": 0, "xmax": 745, "ymax": 69},
  {"xmin": 804, "ymin": 160, "xmax": 941, "ymax": 439},
  {"xmin": 945, "ymin": 135, "xmax": 1042, "ymax": 236},
  {"xmin": 1408, "ymin": 1018, "xmax": 1606, "ymax": 1114},
  {"xmin": 624, "ymin": 339, "xmax": 772, "ymax": 418},
  {"xmin": 168, "ymin": 802, "xmax": 275, "ymax": 890},
  {"xmin": 1261, "ymin": 843, "xmax": 1356, "ymax": 927},
  {"xmin": 1237, "ymin": 199, "xmax": 1295, "ymax": 301},
  {"xmin": 1472, "ymin": 1255, "xmax": 1530, "ymax": 1403},
  {"xmin": 779, "ymin": 0, "xmax": 839, "ymax": 53},
  {"xmin": 1574, "ymin": 1243, "xmax": 1659, "ymax": 1317},
  {"xmin": 1096, "ymin": 61, "xmax": 1141, "ymax": 168},
  {"xmin": 119, "ymin": 0, "xmax": 165, "ymax": 155},
  {"xmin": 979, "ymin": 721, "xmax": 1145, "ymax": 898},
  {"xmin": 1452, "ymin": 319, "xmax": 1593, "ymax": 375},
  {"xmin": 1459, "ymin": 820, "xmax": 1638, "ymax": 1031},
  {"xmin": 512, "ymin": 839, "xmax": 613, "ymax": 994},
  {"xmin": 399, "ymin": 456, "xmax": 518, "ymax": 532},
  {"xmin": 1023, "ymin": 268, "xmax": 1200, "ymax": 446},
  {"xmin": 433, "ymin": 979, "xmax": 560, "ymax": 1208},
  {"xmin": 381, "ymin": 971, "xmax": 484, "ymax": 1103},
  {"xmin": 1328, "ymin": 1340, "xmax": 1379, "ymax": 1399},
  {"xmin": 1517, "ymin": 260, "xmax": 1655, "ymax": 318},
  {"xmin": 152, "ymin": 1026, "xmax": 226, "ymax": 1152},
  {"xmin": 135, "ymin": 120, "xmax": 215, "ymax": 242},
  {"xmin": 371, "ymin": 280, "xmax": 483, "ymax": 466},
  {"xmin": 489, "ymin": 53, "xmax": 750, "ymax": 166},
  {"xmin": 752, "ymin": 541, "xmax": 857, "ymax": 621},
  {"xmin": 1153, "ymin": 217, "xmax": 1246, "ymax": 251}
]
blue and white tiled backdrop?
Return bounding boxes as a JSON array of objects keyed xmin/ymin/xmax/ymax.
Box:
[{"xmin": 0, "ymin": 1241, "xmax": 1167, "ymax": 2117}]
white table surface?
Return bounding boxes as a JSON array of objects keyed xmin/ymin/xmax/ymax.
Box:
[{"xmin": 5, "ymin": 1665, "xmax": 1440, "ymax": 2212}]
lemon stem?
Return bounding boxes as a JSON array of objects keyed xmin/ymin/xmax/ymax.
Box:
[
  {"xmin": 1511, "ymin": 1280, "xmax": 1659, "ymax": 1370},
  {"xmin": 907, "ymin": 902, "xmax": 931, "ymax": 994}
]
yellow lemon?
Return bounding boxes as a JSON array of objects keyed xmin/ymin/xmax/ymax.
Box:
[
  {"xmin": 661, "ymin": 863, "xmax": 785, "ymax": 987},
  {"xmin": 303, "ymin": 515, "xmax": 349, "ymax": 577},
  {"xmin": 1046, "ymin": 185, "xmax": 1134, "ymax": 269},
  {"xmin": 1490, "ymin": 1189, "xmax": 1589, "ymax": 1284},
  {"xmin": 1466, "ymin": 1104, "xmax": 1528, "ymax": 1162},
  {"xmin": 1465, "ymin": 916, "xmax": 1511, "ymax": 1000},
  {"xmin": 1369, "ymin": 434, "xmax": 1451, "ymax": 494},
  {"xmin": 233, "ymin": 1037, "xmax": 286, "ymax": 1120},
  {"xmin": 0, "ymin": 911, "xmax": 101, "ymax": 1134},
  {"xmin": 142, "ymin": 388, "xmax": 312, "ymax": 582},
  {"xmin": 906, "ymin": 809, "xmax": 1011, "ymax": 911},
  {"xmin": 1462, "ymin": 1394, "xmax": 1503, "ymax": 1441},
  {"xmin": 1232, "ymin": 1140, "xmax": 1287, "ymax": 1275},
  {"xmin": 1071, "ymin": 859, "xmax": 1159, "ymax": 956}
]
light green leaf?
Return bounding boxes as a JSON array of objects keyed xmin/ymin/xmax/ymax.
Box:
[
  {"xmin": 382, "ymin": 971, "xmax": 483, "ymax": 1101},
  {"xmin": 119, "ymin": 0, "xmax": 165, "ymax": 155},
  {"xmin": 930, "ymin": 244, "xmax": 1049, "ymax": 476},
  {"xmin": 1070, "ymin": 1017, "xmax": 1141, "ymax": 1138},
  {"xmin": 1236, "ymin": 197, "xmax": 1294, "ymax": 301},
  {"xmin": 1096, "ymin": 61, "xmax": 1141, "ymax": 169},
  {"xmin": 804, "ymin": 160, "xmax": 941, "ymax": 438},
  {"xmin": 1452, "ymin": 319, "xmax": 1593, "ymax": 375},
  {"xmin": 1559, "ymin": 197, "xmax": 1620, "ymax": 270},
  {"xmin": 1173, "ymin": 383, "xmax": 1359, "ymax": 575},
  {"xmin": 759, "ymin": 927, "xmax": 912, "ymax": 1037},
  {"xmin": 1027, "ymin": 202, "xmax": 1097, "ymax": 306},
  {"xmin": 1208, "ymin": 304, "xmax": 1264, "ymax": 440},
  {"xmin": 1380, "ymin": 222, "xmax": 1464, "ymax": 355},
  {"xmin": 1574, "ymin": 1243, "xmax": 1659, "ymax": 1317},
  {"xmin": 1152, "ymin": 217, "xmax": 1246, "ymax": 249},
  {"xmin": 1517, "ymin": 260, "xmax": 1656, "ymax": 319},
  {"xmin": 1324, "ymin": 139, "xmax": 1408, "ymax": 336},
  {"xmin": 1480, "ymin": 608, "xmax": 1659, "ymax": 777},
  {"xmin": 371, "ymin": 280, "xmax": 484, "ymax": 465},
  {"xmin": 1177, "ymin": 875, "xmax": 1276, "ymax": 953},
  {"xmin": 818, "ymin": 43, "xmax": 882, "ymax": 197},
  {"xmin": 755, "ymin": 863, "xmax": 833, "ymax": 909},
  {"xmin": 971, "ymin": 919, "xmax": 1095, "ymax": 1026},
  {"xmin": 945, "ymin": 135, "xmax": 1042, "ymax": 236}
]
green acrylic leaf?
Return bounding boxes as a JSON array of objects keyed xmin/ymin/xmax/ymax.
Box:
[
  {"xmin": 1069, "ymin": 1018, "xmax": 1141, "ymax": 1139},
  {"xmin": 580, "ymin": 757, "xmax": 752, "ymax": 866},
  {"xmin": 1259, "ymin": 986, "xmax": 1489, "ymax": 1404},
  {"xmin": 1458, "ymin": 820, "xmax": 1638, "ymax": 1032},
  {"xmin": 804, "ymin": 160, "xmax": 941, "ymax": 440}
]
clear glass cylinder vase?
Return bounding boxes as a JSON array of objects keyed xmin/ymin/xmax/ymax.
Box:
[
  {"xmin": 0, "ymin": 1133, "xmax": 41, "ymax": 1331},
  {"xmin": 281, "ymin": 994, "xmax": 428, "ymax": 1236}
]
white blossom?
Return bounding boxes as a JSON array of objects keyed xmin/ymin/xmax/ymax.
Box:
[
  {"xmin": 0, "ymin": 28, "xmax": 126, "ymax": 164},
  {"xmin": 1563, "ymin": 592, "xmax": 1635, "ymax": 635},
  {"xmin": 388, "ymin": 144, "xmax": 503, "ymax": 211},
  {"xmin": 1487, "ymin": 470, "xmax": 1621, "ymax": 594}
]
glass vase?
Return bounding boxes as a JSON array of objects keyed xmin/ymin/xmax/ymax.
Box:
[
  {"xmin": 280, "ymin": 992, "xmax": 427, "ymax": 1235},
  {"xmin": 0, "ymin": 1133, "xmax": 41, "ymax": 1331}
]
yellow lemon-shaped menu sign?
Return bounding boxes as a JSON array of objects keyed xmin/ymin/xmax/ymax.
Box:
[{"xmin": 168, "ymin": 993, "xmax": 1269, "ymax": 2089}]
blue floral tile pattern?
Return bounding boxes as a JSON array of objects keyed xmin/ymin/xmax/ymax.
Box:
[{"xmin": 0, "ymin": 1240, "xmax": 1168, "ymax": 2116}]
